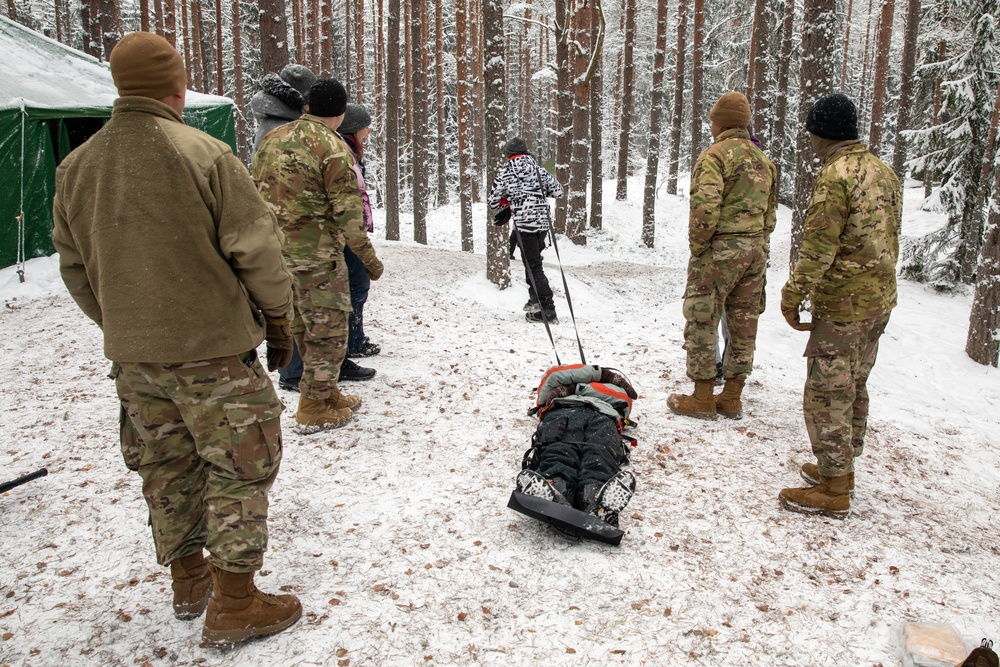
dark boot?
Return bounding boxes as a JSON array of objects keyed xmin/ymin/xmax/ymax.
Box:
[
  {"xmin": 202, "ymin": 569, "xmax": 302, "ymax": 648},
  {"xmin": 779, "ymin": 474, "xmax": 851, "ymax": 519},
  {"xmin": 959, "ymin": 641, "xmax": 999, "ymax": 667},
  {"xmin": 800, "ymin": 462, "xmax": 855, "ymax": 497},
  {"xmin": 525, "ymin": 309, "xmax": 558, "ymax": 324},
  {"xmin": 582, "ymin": 470, "xmax": 636, "ymax": 527},
  {"xmin": 715, "ymin": 377, "xmax": 746, "ymax": 419},
  {"xmin": 338, "ymin": 358, "xmax": 376, "ymax": 381},
  {"xmin": 515, "ymin": 470, "xmax": 570, "ymax": 506},
  {"xmin": 169, "ymin": 552, "xmax": 213, "ymax": 620},
  {"xmin": 667, "ymin": 380, "xmax": 717, "ymax": 419}
]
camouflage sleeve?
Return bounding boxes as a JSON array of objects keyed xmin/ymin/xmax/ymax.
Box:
[
  {"xmin": 787, "ymin": 177, "xmax": 847, "ymax": 297},
  {"xmin": 323, "ymin": 147, "xmax": 379, "ymax": 267},
  {"xmin": 688, "ymin": 152, "xmax": 724, "ymax": 257},
  {"xmin": 765, "ymin": 160, "xmax": 778, "ymax": 238},
  {"xmin": 52, "ymin": 183, "xmax": 103, "ymax": 327}
]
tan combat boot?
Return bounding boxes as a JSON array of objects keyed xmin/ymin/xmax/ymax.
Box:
[
  {"xmin": 800, "ymin": 462, "xmax": 855, "ymax": 497},
  {"xmin": 326, "ymin": 386, "xmax": 362, "ymax": 412},
  {"xmin": 294, "ymin": 396, "xmax": 353, "ymax": 433},
  {"xmin": 202, "ymin": 569, "xmax": 302, "ymax": 648},
  {"xmin": 169, "ymin": 552, "xmax": 213, "ymax": 620},
  {"xmin": 715, "ymin": 377, "xmax": 746, "ymax": 419},
  {"xmin": 667, "ymin": 380, "xmax": 717, "ymax": 419},
  {"xmin": 778, "ymin": 473, "xmax": 851, "ymax": 519}
]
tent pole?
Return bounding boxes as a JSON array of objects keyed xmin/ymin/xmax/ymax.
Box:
[{"xmin": 17, "ymin": 98, "xmax": 26, "ymax": 283}]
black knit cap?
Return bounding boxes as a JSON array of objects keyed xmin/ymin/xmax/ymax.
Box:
[
  {"xmin": 806, "ymin": 93, "xmax": 859, "ymax": 140},
  {"xmin": 504, "ymin": 137, "xmax": 530, "ymax": 158},
  {"xmin": 308, "ymin": 78, "xmax": 347, "ymax": 117}
]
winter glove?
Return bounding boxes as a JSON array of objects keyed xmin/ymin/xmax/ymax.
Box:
[
  {"xmin": 264, "ymin": 316, "xmax": 294, "ymax": 371},
  {"xmin": 493, "ymin": 206, "xmax": 512, "ymax": 226},
  {"xmin": 365, "ymin": 257, "xmax": 384, "ymax": 281},
  {"xmin": 780, "ymin": 284, "xmax": 813, "ymax": 332}
]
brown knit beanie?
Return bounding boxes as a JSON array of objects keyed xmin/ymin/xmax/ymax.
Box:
[
  {"xmin": 110, "ymin": 32, "xmax": 187, "ymax": 99},
  {"xmin": 709, "ymin": 92, "xmax": 751, "ymax": 129}
]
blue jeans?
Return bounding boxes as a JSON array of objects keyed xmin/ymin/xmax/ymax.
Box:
[{"xmin": 344, "ymin": 246, "xmax": 371, "ymax": 354}]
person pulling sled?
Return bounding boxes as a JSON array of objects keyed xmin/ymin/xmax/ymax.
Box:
[{"xmin": 509, "ymin": 364, "xmax": 639, "ymax": 544}]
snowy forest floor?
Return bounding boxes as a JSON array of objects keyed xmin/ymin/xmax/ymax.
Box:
[{"xmin": 1, "ymin": 179, "xmax": 998, "ymax": 667}]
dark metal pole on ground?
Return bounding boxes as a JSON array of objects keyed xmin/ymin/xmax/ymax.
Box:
[{"xmin": 0, "ymin": 468, "xmax": 48, "ymax": 494}]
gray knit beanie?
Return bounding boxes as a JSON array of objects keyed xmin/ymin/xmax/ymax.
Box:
[
  {"xmin": 504, "ymin": 137, "xmax": 530, "ymax": 158},
  {"xmin": 339, "ymin": 104, "xmax": 372, "ymax": 135},
  {"xmin": 280, "ymin": 64, "xmax": 317, "ymax": 99}
]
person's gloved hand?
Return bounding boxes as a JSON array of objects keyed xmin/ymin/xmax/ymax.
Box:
[
  {"xmin": 264, "ymin": 316, "xmax": 294, "ymax": 371},
  {"xmin": 780, "ymin": 285, "xmax": 813, "ymax": 331},
  {"xmin": 365, "ymin": 257, "xmax": 384, "ymax": 281}
]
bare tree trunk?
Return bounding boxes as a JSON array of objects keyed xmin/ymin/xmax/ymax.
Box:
[
  {"xmin": 320, "ymin": 0, "xmax": 331, "ymax": 75},
  {"xmin": 642, "ymin": 0, "xmax": 670, "ymax": 249},
  {"xmin": 410, "ymin": 0, "xmax": 428, "ymax": 244},
  {"xmin": 291, "ymin": 0, "xmax": 302, "ymax": 61},
  {"xmin": 772, "ymin": 0, "xmax": 795, "ymax": 196},
  {"xmin": 354, "ymin": 0, "xmax": 365, "ymax": 100},
  {"xmin": 455, "ymin": 0, "xmax": 473, "ymax": 251},
  {"xmin": 688, "ymin": 0, "xmax": 704, "ymax": 170},
  {"xmin": 470, "ymin": 3, "xmax": 484, "ymax": 203},
  {"xmin": 790, "ymin": 0, "xmax": 838, "ymax": 266},
  {"xmin": 346, "ymin": 0, "xmax": 353, "ymax": 88},
  {"xmin": 302, "ymin": 0, "xmax": 313, "ymax": 67},
  {"xmin": 138, "ymin": 0, "xmax": 149, "ymax": 33},
  {"xmin": 155, "ymin": 0, "xmax": 164, "ymax": 35},
  {"xmin": 858, "ymin": 0, "xmax": 875, "ymax": 129},
  {"xmin": 890, "ymin": 0, "xmax": 920, "ymax": 178},
  {"xmin": 962, "ymin": 82, "xmax": 1000, "ymax": 282},
  {"xmin": 434, "ymin": 0, "xmax": 448, "ymax": 205},
  {"xmin": 375, "ymin": 0, "xmax": 385, "ymax": 209},
  {"xmin": 182, "ymin": 0, "xmax": 192, "ymax": 81},
  {"xmin": 215, "ymin": 0, "xmax": 224, "ymax": 93},
  {"xmin": 615, "ymin": 0, "xmax": 636, "ymax": 200},
  {"xmin": 840, "ymin": 0, "xmax": 854, "ymax": 90},
  {"xmin": 259, "ymin": 0, "xmax": 289, "ymax": 75},
  {"xmin": 554, "ymin": 0, "xmax": 571, "ymax": 233},
  {"xmin": 926, "ymin": 39, "xmax": 946, "ymax": 199},
  {"xmin": 164, "ymin": 0, "xmax": 176, "ymax": 47},
  {"xmin": 746, "ymin": 0, "xmax": 766, "ymax": 110},
  {"xmin": 748, "ymin": 0, "xmax": 769, "ymax": 137},
  {"xmin": 385, "ymin": 0, "xmax": 401, "ymax": 240},
  {"xmin": 484, "ymin": 0, "xmax": 510, "ymax": 284},
  {"xmin": 5, "ymin": 0, "xmax": 16, "ymax": 21},
  {"xmin": 666, "ymin": 0, "xmax": 688, "ymax": 195},
  {"xmin": 231, "ymin": 0, "xmax": 248, "ymax": 160},
  {"xmin": 589, "ymin": 3, "xmax": 604, "ymax": 231},
  {"xmin": 190, "ymin": 0, "xmax": 204, "ymax": 91},
  {"xmin": 566, "ymin": 1, "xmax": 598, "ymax": 246},
  {"xmin": 966, "ymin": 161, "xmax": 1000, "ymax": 366},
  {"xmin": 867, "ymin": 0, "xmax": 895, "ymax": 156},
  {"xmin": 88, "ymin": 0, "xmax": 103, "ymax": 57}
]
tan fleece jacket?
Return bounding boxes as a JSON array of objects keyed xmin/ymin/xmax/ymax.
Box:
[{"xmin": 53, "ymin": 96, "xmax": 293, "ymax": 363}]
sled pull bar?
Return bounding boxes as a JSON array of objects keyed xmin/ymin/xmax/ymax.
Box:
[{"xmin": 0, "ymin": 468, "xmax": 48, "ymax": 494}]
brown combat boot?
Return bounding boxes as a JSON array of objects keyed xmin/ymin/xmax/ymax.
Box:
[
  {"xmin": 202, "ymin": 569, "xmax": 302, "ymax": 648},
  {"xmin": 169, "ymin": 552, "xmax": 213, "ymax": 620},
  {"xmin": 326, "ymin": 386, "xmax": 362, "ymax": 412},
  {"xmin": 779, "ymin": 473, "xmax": 851, "ymax": 519},
  {"xmin": 800, "ymin": 462, "xmax": 855, "ymax": 497},
  {"xmin": 294, "ymin": 396, "xmax": 353, "ymax": 433},
  {"xmin": 667, "ymin": 380, "xmax": 717, "ymax": 419},
  {"xmin": 715, "ymin": 377, "xmax": 746, "ymax": 419}
]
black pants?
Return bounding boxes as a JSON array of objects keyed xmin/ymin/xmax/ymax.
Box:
[{"xmin": 516, "ymin": 229, "xmax": 554, "ymax": 311}]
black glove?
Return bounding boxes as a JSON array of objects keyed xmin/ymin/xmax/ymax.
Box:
[
  {"xmin": 493, "ymin": 207, "xmax": 512, "ymax": 226},
  {"xmin": 264, "ymin": 316, "xmax": 294, "ymax": 371}
]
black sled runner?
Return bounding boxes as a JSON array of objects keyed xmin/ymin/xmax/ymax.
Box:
[{"xmin": 507, "ymin": 490, "xmax": 625, "ymax": 545}]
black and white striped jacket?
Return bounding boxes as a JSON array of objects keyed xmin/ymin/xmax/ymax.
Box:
[{"xmin": 487, "ymin": 154, "xmax": 564, "ymax": 233}]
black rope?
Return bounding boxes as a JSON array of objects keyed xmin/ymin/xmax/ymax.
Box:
[{"xmin": 512, "ymin": 224, "xmax": 561, "ymax": 365}]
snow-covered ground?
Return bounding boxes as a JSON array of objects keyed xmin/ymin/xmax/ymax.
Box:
[{"xmin": 1, "ymin": 178, "xmax": 997, "ymax": 666}]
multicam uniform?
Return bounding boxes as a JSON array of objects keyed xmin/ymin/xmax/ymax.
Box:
[
  {"xmin": 252, "ymin": 115, "xmax": 382, "ymax": 401},
  {"xmin": 683, "ymin": 128, "xmax": 777, "ymax": 381},
  {"xmin": 52, "ymin": 96, "xmax": 294, "ymax": 572},
  {"xmin": 782, "ymin": 142, "xmax": 901, "ymax": 477}
]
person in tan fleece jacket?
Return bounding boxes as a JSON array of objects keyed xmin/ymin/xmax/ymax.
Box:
[{"xmin": 51, "ymin": 32, "xmax": 302, "ymax": 648}]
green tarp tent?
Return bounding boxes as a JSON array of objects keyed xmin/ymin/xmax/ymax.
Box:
[{"xmin": 0, "ymin": 15, "xmax": 238, "ymax": 271}]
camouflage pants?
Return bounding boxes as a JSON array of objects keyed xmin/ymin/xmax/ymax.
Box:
[
  {"xmin": 113, "ymin": 350, "xmax": 284, "ymax": 572},
  {"xmin": 682, "ymin": 236, "xmax": 766, "ymax": 380},
  {"xmin": 803, "ymin": 314, "xmax": 890, "ymax": 477},
  {"xmin": 287, "ymin": 257, "xmax": 351, "ymax": 400}
]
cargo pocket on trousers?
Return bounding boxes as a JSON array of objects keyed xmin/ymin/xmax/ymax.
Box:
[
  {"xmin": 682, "ymin": 293, "xmax": 715, "ymax": 325},
  {"xmin": 223, "ymin": 401, "xmax": 283, "ymax": 480},
  {"xmin": 119, "ymin": 404, "xmax": 143, "ymax": 471},
  {"xmin": 805, "ymin": 355, "xmax": 852, "ymax": 393}
]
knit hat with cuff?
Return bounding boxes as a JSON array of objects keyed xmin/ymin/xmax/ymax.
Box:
[{"xmin": 110, "ymin": 32, "xmax": 187, "ymax": 100}]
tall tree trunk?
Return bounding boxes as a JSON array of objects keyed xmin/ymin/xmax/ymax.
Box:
[
  {"xmin": 164, "ymin": 0, "xmax": 176, "ymax": 47},
  {"xmin": 182, "ymin": 0, "xmax": 192, "ymax": 81},
  {"xmin": 772, "ymin": 0, "xmax": 795, "ymax": 197},
  {"xmin": 231, "ymin": 0, "xmax": 248, "ymax": 160},
  {"xmin": 88, "ymin": 0, "xmax": 102, "ymax": 57},
  {"xmin": 790, "ymin": 0, "xmax": 838, "ymax": 266},
  {"xmin": 867, "ymin": 0, "xmax": 895, "ymax": 156},
  {"xmin": 566, "ymin": 0, "xmax": 599, "ymax": 246},
  {"xmin": 291, "ymin": 0, "xmax": 302, "ymax": 61},
  {"xmin": 666, "ymin": 0, "xmax": 688, "ymax": 195},
  {"xmin": 346, "ymin": 0, "xmax": 353, "ymax": 88},
  {"xmin": 434, "ymin": 0, "xmax": 448, "ymax": 205},
  {"xmin": 890, "ymin": 0, "xmax": 920, "ymax": 178},
  {"xmin": 410, "ymin": 0, "xmax": 428, "ymax": 244},
  {"xmin": 966, "ymin": 161, "xmax": 1000, "ymax": 367},
  {"xmin": 589, "ymin": 3, "xmax": 604, "ymax": 231},
  {"xmin": 470, "ymin": 3, "xmax": 484, "ymax": 203},
  {"xmin": 155, "ymin": 0, "xmax": 165, "ymax": 35},
  {"xmin": 455, "ymin": 0, "xmax": 473, "ymax": 251},
  {"xmin": 320, "ymin": 0, "xmax": 331, "ymax": 75},
  {"xmin": 5, "ymin": 0, "xmax": 16, "ymax": 21},
  {"xmin": 554, "ymin": 0, "xmax": 571, "ymax": 233},
  {"xmin": 615, "ymin": 0, "xmax": 636, "ymax": 200},
  {"xmin": 138, "ymin": 0, "xmax": 149, "ymax": 33},
  {"xmin": 688, "ymin": 0, "xmax": 704, "ymax": 170},
  {"xmin": 926, "ymin": 39, "xmax": 947, "ymax": 199},
  {"xmin": 840, "ymin": 0, "xmax": 854, "ymax": 90},
  {"xmin": 858, "ymin": 0, "xmax": 875, "ymax": 129},
  {"xmin": 354, "ymin": 0, "xmax": 365, "ymax": 100},
  {"xmin": 190, "ymin": 0, "xmax": 204, "ymax": 91},
  {"xmin": 215, "ymin": 0, "xmax": 224, "ymax": 93},
  {"xmin": 484, "ymin": 0, "xmax": 509, "ymax": 284},
  {"xmin": 258, "ymin": 0, "xmax": 288, "ymax": 73},
  {"xmin": 642, "ymin": 0, "xmax": 670, "ymax": 249},
  {"xmin": 746, "ymin": 0, "xmax": 767, "ymax": 128},
  {"xmin": 303, "ymin": 0, "xmax": 313, "ymax": 68},
  {"xmin": 385, "ymin": 0, "xmax": 401, "ymax": 240}
]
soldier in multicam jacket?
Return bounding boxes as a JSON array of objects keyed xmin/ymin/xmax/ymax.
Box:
[
  {"xmin": 778, "ymin": 93, "xmax": 901, "ymax": 519},
  {"xmin": 52, "ymin": 33, "xmax": 301, "ymax": 647},
  {"xmin": 668, "ymin": 92, "xmax": 777, "ymax": 421},
  {"xmin": 252, "ymin": 79, "xmax": 384, "ymax": 433}
]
